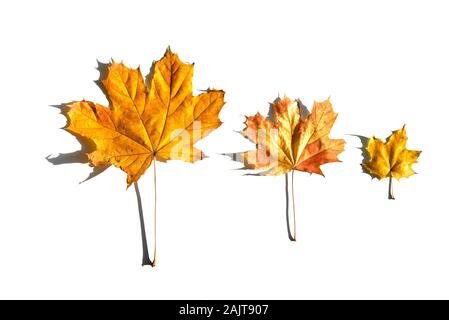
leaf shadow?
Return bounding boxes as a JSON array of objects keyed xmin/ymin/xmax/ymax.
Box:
[
  {"xmin": 134, "ymin": 182, "xmax": 152, "ymax": 266},
  {"xmin": 46, "ymin": 103, "xmax": 111, "ymax": 183},
  {"xmin": 145, "ymin": 60, "xmax": 157, "ymax": 92},
  {"xmin": 347, "ymin": 134, "xmax": 376, "ymax": 178},
  {"xmin": 46, "ymin": 60, "xmax": 113, "ymax": 183},
  {"xmin": 285, "ymin": 173, "xmax": 295, "ymax": 241},
  {"xmin": 94, "ymin": 60, "xmax": 113, "ymax": 105}
]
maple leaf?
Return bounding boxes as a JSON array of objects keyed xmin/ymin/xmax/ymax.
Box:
[
  {"xmin": 60, "ymin": 48, "xmax": 225, "ymax": 267},
  {"xmin": 64, "ymin": 48, "xmax": 225, "ymax": 187},
  {"xmin": 232, "ymin": 96, "xmax": 345, "ymax": 241},
  {"xmin": 237, "ymin": 96, "xmax": 345, "ymax": 176},
  {"xmin": 361, "ymin": 126, "xmax": 421, "ymax": 199}
]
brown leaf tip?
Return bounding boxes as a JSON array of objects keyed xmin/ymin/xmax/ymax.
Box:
[
  {"xmin": 272, "ymin": 96, "xmax": 292, "ymax": 114},
  {"xmin": 165, "ymin": 46, "xmax": 172, "ymax": 54}
]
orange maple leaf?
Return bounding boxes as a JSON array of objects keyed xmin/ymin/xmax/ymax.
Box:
[
  {"xmin": 64, "ymin": 48, "xmax": 225, "ymax": 187},
  {"xmin": 59, "ymin": 48, "xmax": 225, "ymax": 267},
  {"xmin": 237, "ymin": 96, "xmax": 345, "ymax": 176},
  {"xmin": 232, "ymin": 96, "xmax": 345, "ymax": 241}
]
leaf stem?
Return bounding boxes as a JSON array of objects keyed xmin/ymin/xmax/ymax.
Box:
[
  {"xmin": 285, "ymin": 171, "xmax": 297, "ymax": 241},
  {"xmin": 152, "ymin": 160, "xmax": 157, "ymax": 266},
  {"xmin": 388, "ymin": 173, "xmax": 395, "ymax": 200}
]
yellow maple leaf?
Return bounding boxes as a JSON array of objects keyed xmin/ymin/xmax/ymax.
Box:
[
  {"xmin": 64, "ymin": 48, "xmax": 225, "ymax": 187},
  {"xmin": 238, "ymin": 96, "xmax": 345, "ymax": 175},
  {"xmin": 362, "ymin": 126, "xmax": 421, "ymax": 180},
  {"xmin": 361, "ymin": 126, "xmax": 421, "ymax": 199}
]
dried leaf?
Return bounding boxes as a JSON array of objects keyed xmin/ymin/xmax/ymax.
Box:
[
  {"xmin": 362, "ymin": 126, "xmax": 421, "ymax": 180},
  {"xmin": 63, "ymin": 48, "xmax": 225, "ymax": 186},
  {"xmin": 238, "ymin": 96, "xmax": 345, "ymax": 175}
]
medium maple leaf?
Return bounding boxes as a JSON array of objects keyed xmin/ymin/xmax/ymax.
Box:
[
  {"xmin": 60, "ymin": 48, "xmax": 225, "ymax": 266},
  {"xmin": 64, "ymin": 48, "xmax": 225, "ymax": 187},
  {"xmin": 237, "ymin": 96, "xmax": 345, "ymax": 176},
  {"xmin": 232, "ymin": 96, "xmax": 345, "ymax": 241},
  {"xmin": 361, "ymin": 126, "xmax": 421, "ymax": 199}
]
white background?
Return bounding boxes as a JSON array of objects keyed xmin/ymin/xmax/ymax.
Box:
[{"xmin": 0, "ymin": 0, "xmax": 448, "ymax": 299}]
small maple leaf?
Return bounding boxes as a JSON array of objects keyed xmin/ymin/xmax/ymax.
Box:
[
  {"xmin": 232, "ymin": 96, "xmax": 345, "ymax": 241},
  {"xmin": 237, "ymin": 96, "xmax": 345, "ymax": 176},
  {"xmin": 361, "ymin": 126, "xmax": 421, "ymax": 199},
  {"xmin": 64, "ymin": 48, "xmax": 225, "ymax": 187}
]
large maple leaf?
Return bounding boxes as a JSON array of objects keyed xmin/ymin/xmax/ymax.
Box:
[
  {"xmin": 237, "ymin": 96, "xmax": 345, "ymax": 176},
  {"xmin": 64, "ymin": 48, "xmax": 225, "ymax": 187},
  {"xmin": 362, "ymin": 126, "xmax": 421, "ymax": 199},
  {"xmin": 60, "ymin": 48, "xmax": 225, "ymax": 266}
]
